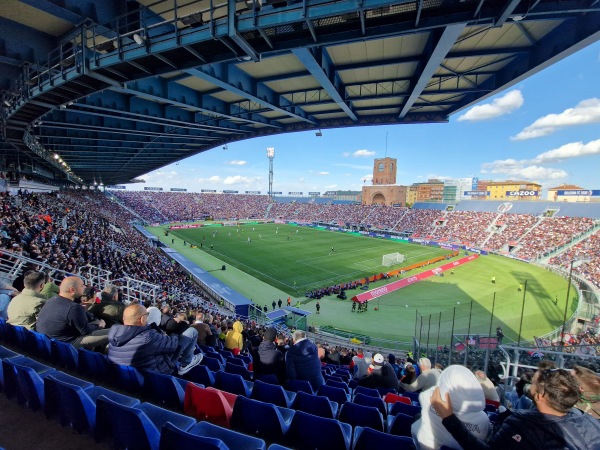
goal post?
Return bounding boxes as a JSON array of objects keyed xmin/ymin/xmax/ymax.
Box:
[{"xmin": 382, "ymin": 252, "xmax": 404, "ymax": 267}]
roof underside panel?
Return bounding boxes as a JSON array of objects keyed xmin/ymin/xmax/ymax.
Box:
[{"xmin": 0, "ymin": 0, "xmax": 598, "ymax": 185}]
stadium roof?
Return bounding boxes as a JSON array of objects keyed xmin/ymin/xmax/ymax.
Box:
[{"xmin": 1, "ymin": 0, "xmax": 599, "ymax": 186}]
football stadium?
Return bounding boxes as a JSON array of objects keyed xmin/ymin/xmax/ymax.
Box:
[{"xmin": 1, "ymin": 1, "xmax": 600, "ymax": 449}]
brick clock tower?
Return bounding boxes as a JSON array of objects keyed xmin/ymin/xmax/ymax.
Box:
[
  {"xmin": 372, "ymin": 157, "xmax": 397, "ymax": 185},
  {"xmin": 362, "ymin": 157, "xmax": 407, "ymax": 206}
]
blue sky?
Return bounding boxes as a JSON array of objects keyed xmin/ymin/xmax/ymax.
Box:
[{"xmin": 134, "ymin": 41, "xmax": 600, "ymax": 195}]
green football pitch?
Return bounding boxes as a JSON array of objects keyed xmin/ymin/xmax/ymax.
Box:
[{"xmin": 147, "ymin": 223, "xmax": 574, "ymax": 344}]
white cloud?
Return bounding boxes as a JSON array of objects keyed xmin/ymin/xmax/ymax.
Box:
[
  {"xmin": 317, "ymin": 171, "xmax": 329, "ymax": 176},
  {"xmin": 325, "ymin": 184, "xmax": 338, "ymax": 189},
  {"xmin": 223, "ymin": 176, "xmax": 261, "ymax": 185},
  {"xmin": 226, "ymin": 160, "xmax": 247, "ymax": 166},
  {"xmin": 426, "ymin": 174, "xmax": 453, "ymax": 181},
  {"xmin": 362, "ymin": 174, "xmax": 373, "ymax": 182},
  {"xmin": 342, "ymin": 152, "xmax": 350, "ymax": 157},
  {"xmin": 532, "ymin": 139, "xmax": 600, "ymax": 163},
  {"xmin": 481, "ymin": 160, "xmax": 567, "ymax": 180},
  {"xmin": 457, "ymin": 90, "xmax": 524, "ymax": 122},
  {"xmin": 512, "ymin": 98, "xmax": 600, "ymax": 140},
  {"xmin": 196, "ymin": 175, "xmax": 222, "ymax": 183},
  {"xmin": 353, "ymin": 149, "xmax": 376, "ymax": 157},
  {"xmin": 298, "ymin": 177, "xmax": 305, "ymax": 183}
]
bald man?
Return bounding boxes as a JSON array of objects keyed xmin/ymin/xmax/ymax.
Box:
[
  {"xmin": 108, "ymin": 304, "xmax": 202, "ymax": 375},
  {"xmin": 36, "ymin": 276, "xmax": 109, "ymax": 349}
]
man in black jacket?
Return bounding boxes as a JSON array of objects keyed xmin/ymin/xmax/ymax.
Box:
[
  {"xmin": 252, "ymin": 327, "xmax": 285, "ymax": 384},
  {"xmin": 431, "ymin": 367, "xmax": 600, "ymax": 449},
  {"xmin": 357, "ymin": 353, "xmax": 398, "ymax": 391},
  {"xmin": 36, "ymin": 276, "xmax": 109, "ymax": 349}
]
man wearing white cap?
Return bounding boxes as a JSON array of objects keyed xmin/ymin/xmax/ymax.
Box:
[
  {"xmin": 399, "ymin": 357, "xmax": 442, "ymax": 393},
  {"xmin": 357, "ymin": 353, "xmax": 399, "ymax": 391}
]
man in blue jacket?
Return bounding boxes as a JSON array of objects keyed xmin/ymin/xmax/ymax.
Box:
[
  {"xmin": 108, "ymin": 304, "xmax": 201, "ymax": 375},
  {"xmin": 285, "ymin": 330, "xmax": 324, "ymax": 391},
  {"xmin": 431, "ymin": 367, "xmax": 600, "ymax": 449}
]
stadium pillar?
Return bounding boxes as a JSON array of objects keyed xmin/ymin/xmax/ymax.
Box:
[
  {"xmin": 484, "ymin": 292, "xmax": 496, "ymax": 374},
  {"xmin": 267, "ymin": 147, "xmax": 275, "ymax": 199},
  {"xmin": 463, "ymin": 300, "xmax": 473, "ymax": 366},
  {"xmin": 517, "ymin": 280, "xmax": 528, "ymax": 346},
  {"xmin": 448, "ymin": 306, "xmax": 456, "ymax": 367}
]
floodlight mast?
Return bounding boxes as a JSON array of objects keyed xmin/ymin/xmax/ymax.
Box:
[{"xmin": 267, "ymin": 147, "xmax": 275, "ymax": 200}]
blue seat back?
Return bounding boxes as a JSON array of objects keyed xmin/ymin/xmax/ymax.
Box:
[
  {"xmin": 160, "ymin": 422, "xmax": 229, "ymax": 450},
  {"xmin": 202, "ymin": 354, "xmax": 224, "ymax": 372},
  {"xmin": 285, "ymin": 379, "xmax": 314, "ymax": 395},
  {"xmin": 318, "ymin": 385, "xmax": 350, "ymax": 405},
  {"xmin": 338, "ymin": 402, "xmax": 384, "ymax": 432},
  {"xmin": 51, "ymin": 339, "xmax": 79, "ymax": 371},
  {"xmin": 224, "ymin": 362, "xmax": 252, "ymax": 381},
  {"xmin": 387, "ymin": 412, "xmax": 413, "ymax": 437},
  {"xmin": 251, "ymin": 380, "xmax": 294, "ymax": 408},
  {"xmin": 231, "ymin": 396, "xmax": 291, "ymax": 443},
  {"xmin": 352, "ymin": 426, "xmax": 415, "ymax": 450},
  {"xmin": 217, "ymin": 370, "xmax": 251, "ymax": 397},
  {"xmin": 144, "ymin": 370, "xmax": 185, "ymax": 410},
  {"xmin": 286, "ymin": 411, "xmax": 351, "ymax": 450},
  {"xmin": 183, "ymin": 364, "xmax": 216, "ymax": 387},
  {"xmin": 325, "ymin": 379, "xmax": 350, "ymax": 394},
  {"xmin": 353, "ymin": 393, "xmax": 386, "ymax": 417},
  {"xmin": 292, "ymin": 390, "xmax": 337, "ymax": 419},
  {"xmin": 46, "ymin": 375, "xmax": 97, "ymax": 433},
  {"xmin": 29, "ymin": 331, "xmax": 52, "ymax": 360},
  {"xmin": 113, "ymin": 364, "xmax": 145, "ymax": 393},
  {"xmin": 353, "ymin": 385, "xmax": 380, "ymax": 398},
  {"xmin": 78, "ymin": 348, "xmax": 112, "ymax": 381},
  {"xmin": 389, "ymin": 401, "xmax": 421, "ymax": 418},
  {"xmin": 97, "ymin": 395, "xmax": 161, "ymax": 450}
]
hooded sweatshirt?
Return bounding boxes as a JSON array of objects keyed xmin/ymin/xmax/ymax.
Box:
[
  {"xmin": 108, "ymin": 324, "xmax": 178, "ymax": 374},
  {"xmin": 412, "ymin": 365, "xmax": 490, "ymax": 450},
  {"xmin": 225, "ymin": 321, "xmax": 244, "ymax": 351}
]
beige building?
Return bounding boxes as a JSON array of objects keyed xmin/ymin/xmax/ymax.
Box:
[{"xmin": 547, "ymin": 184, "xmax": 592, "ymax": 202}]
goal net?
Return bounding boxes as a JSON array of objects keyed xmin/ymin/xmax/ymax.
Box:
[{"xmin": 382, "ymin": 252, "xmax": 404, "ymax": 267}]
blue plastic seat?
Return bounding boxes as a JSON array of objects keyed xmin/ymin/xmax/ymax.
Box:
[
  {"xmin": 387, "ymin": 412, "xmax": 413, "ymax": 437},
  {"xmin": 191, "ymin": 420, "xmax": 267, "ymax": 450},
  {"xmin": 217, "ymin": 370, "xmax": 253, "ymax": 397},
  {"xmin": 402, "ymin": 391, "xmax": 420, "ymax": 403},
  {"xmin": 292, "ymin": 390, "xmax": 339, "ymax": 419},
  {"xmin": 183, "ymin": 364, "xmax": 216, "ymax": 387},
  {"xmin": 285, "ymin": 379, "xmax": 314, "ymax": 395},
  {"xmin": 159, "ymin": 422, "xmax": 230, "ymax": 450},
  {"xmin": 202, "ymin": 354, "xmax": 224, "ymax": 372},
  {"xmin": 206, "ymin": 352, "xmax": 226, "ymax": 364},
  {"xmin": 199, "ymin": 345, "xmax": 218, "ymax": 354},
  {"xmin": 231, "ymin": 395, "xmax": 294, "ymax": 443},
  {"xmin": 0, "ymin": 317, "xmax": 6, "ymax": 342},
  {"xmin": 97, "ymin": 395, "xmax": 197, "ymax": 450},
  {"xmin": 318, "ymin": 384, "xmax": 351, "ymax": 405},
  {"xmin": 43, "ymin": 371, "xmax": 94, "ymax": 419},
  {"xmin": 353, "ymin": 393, "xmax": 387, "ymax": 417},
  {"xmin": 225, "ymin": 356, "xmax": 247, "ymax": 368},
  {"xmin": 217, "ymin": 349, "xmax": 234, "ymax": 359},
  {"xmin": 45, "ymin": 374, "xmax": 140, "ymax": 434},
  {"xmin": 51, "ymin": 339, "xmax": 79, "ymax": 371},
  {"xmin": 267, "ymin": 445, "xmax": 292, "ymax": 450},
  {"xmin": 285, "ymin": 411, "xmax": 351, "ymax": 450},
  {"xmin": 144, "ymin": 370, "xmax": 189, "ymax": 410},
  {"xmin": 338, "ymin": 402, "xmax": 384, "ymax": 432},
  {"xmin": 12, "ymin": 325, "xmax": 31, "ymax": 351},
  {"xmin": 2, "ymin": 356, "xmax": 55, "ymax": 409},
  {"xmin": 113, "ymin": 363, "xmax": 145, "ymax": 393},
  {"xmin": 377, "ymin": 387, "xmax": 397, "ymax": 397},
  {"xmin": 29, "ymin": 330, "xmax": 52, "ymax": 360},
  {"xmin": 326, "ymin": 378, "xmax": 351, "ymax": 395},
  {"xmin": 78, "ymin": 348, "xmax": 113, "ymax": 382},
  {"xmin": 389, "ymin": 401, "xmax": 421, "ymax": 418},
  {"xmin": 224, "ymin": 361, "xmax": 253, "ymax": 381},
  {"xmin": 0, "ymin": 346, "xmax": 20, "ymax": 392},
  {"xmin": 352, "ymin": 426, "xmax": 415, "ymax": 450},
  {"xmin": 353, "ymin": 385, "xmax": 381, "ymax": 398},
  {"xmin": 251, "ymin": 380, "xmax": 296, "ymax": 408}
]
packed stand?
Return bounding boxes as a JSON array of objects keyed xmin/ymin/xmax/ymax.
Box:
[
  {"xmin": 549, "ymin": 229, "xmax": 600, "ymax": 288},
  {"xmin": 484, "ymin": 213, "xmax": 539, "ymax": 251},
  {"xmin": 430, "ymin": 211, "xmax": 497, "ymax": 246}
]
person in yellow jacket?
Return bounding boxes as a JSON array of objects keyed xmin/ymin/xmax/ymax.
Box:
[{"xmin": 225, "ymin": 320, "xmax": 244, "ymax": 352}]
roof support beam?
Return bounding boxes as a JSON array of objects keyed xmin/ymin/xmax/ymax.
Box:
[
  {"xmin": 185, "ymin": 65, "xmax": 317, "ymax": 124},
  {"xmin": 292, "ymin": 47, "xmax": 358, "ymax": 122},
  {"xmin": 399, "ymin": 24, "xmax": 465, "ymax": 119},
  {"xmin": 496, "ymin": 0, "xmax": 523, "ymax": 27}
]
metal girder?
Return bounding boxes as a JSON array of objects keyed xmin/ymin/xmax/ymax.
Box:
[
  {"xmin": 113, "ymin": 79, "xmax": 281, "ymax": 128},
  {"xmin": 399, "ymin": 24, "xmax": 466, "ymax": 119},
  {"xmin": 452, "ymin": 13, "xmax": 600, "ymax": 114},
  {"xmin": 185, "ymin": 66, "xmax": 317, "ymax": 124},
  {"xmin": 496, "ymin": 0, "xmax": 523, "ymax": 27},
  {"xmin": 292, "ymin": 48, "xmax": 358, "ymax": 122}
]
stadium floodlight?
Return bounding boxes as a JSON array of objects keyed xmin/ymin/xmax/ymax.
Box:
[{"xmin": 267, "ymin": 147, "xmax": 275, "ymax": 200}]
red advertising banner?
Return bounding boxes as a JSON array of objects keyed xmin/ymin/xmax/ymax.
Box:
[{"xmin": 351, "ymin": 254, "xmax": 479, "ymax": 303}]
